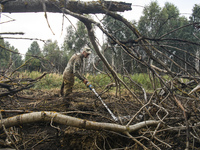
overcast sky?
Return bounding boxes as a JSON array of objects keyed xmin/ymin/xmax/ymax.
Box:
[{"xmin": 0, "ymin": 0, "xmax": 198, "ymax": 56}]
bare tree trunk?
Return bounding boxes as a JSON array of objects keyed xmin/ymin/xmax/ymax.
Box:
[
  {"xmin": 195, "ymin": 49, "xmax": 200, "ymax": 75},
  {"xmin": 2, "ymin": 0, "xmax": 131, "ymax": 14},
  {"xmin": 184, "ymin": 51, "xmax": 187, "ymax": 73},
  {"xmin": 131, "ymin": 59, "xmax": 134, "ymax": 74},
  {"xmin": 112, "ymin": 50, "xmax": 115, "ymax": 70},
  {"xmin": 0, "ymin": 111, "xmax": 159, "ymax": 134}
]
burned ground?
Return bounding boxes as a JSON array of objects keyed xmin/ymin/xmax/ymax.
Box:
[
  {"xmin": 0, "ymin": 88, "xmax": 200, "ymax": 150},
  {"xmin": 0, "ymin": 89, "xmax": 141, "ymax": 150}
]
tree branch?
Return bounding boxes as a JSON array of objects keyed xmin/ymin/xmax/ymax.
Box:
[{"xmin": 0, "ymin": 72, "xmax": 47, "ymax": 97}]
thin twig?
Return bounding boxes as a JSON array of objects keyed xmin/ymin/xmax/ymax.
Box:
[
  {"xmin": 126, "ymin": 132, "xmax": 148, "ymax": 150},
  {"xmin": 0, "ymin": 112, "xmax": 19, "ymax": 150}
]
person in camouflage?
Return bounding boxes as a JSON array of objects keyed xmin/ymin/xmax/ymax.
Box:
[{"xmin": 60, "ymin": 47, "xmax": 92, "ymax": 97}]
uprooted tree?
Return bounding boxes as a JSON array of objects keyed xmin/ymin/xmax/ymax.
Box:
[{"xmin": 1, "ymin": 0, "xmax": 200, "ymax": 149}]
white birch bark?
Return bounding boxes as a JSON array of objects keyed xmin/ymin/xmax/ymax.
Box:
[
  {"xmin": 0, "ymin": 111, "xmax": 159, "ymax": 134},
  {"xmin": 195, "ymin": 49, "xmax": 200, "ymax": 74}
]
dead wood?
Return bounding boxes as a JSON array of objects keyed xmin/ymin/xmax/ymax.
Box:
[
  {"xmin": 2, "ymin": 0, "xmax": 132, "ymax": 14},
  {"xmin": 0, "ymin": 72, "xmax": 47, "ymax": 97},
  {"xmin": 0, "ymin": 111, "xmax": 159, "ymax": 134}
]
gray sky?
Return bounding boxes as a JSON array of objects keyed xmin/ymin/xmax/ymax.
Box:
[{"xmin": 0, "ymin": 0, "xmax": 198, "ymax": 56}]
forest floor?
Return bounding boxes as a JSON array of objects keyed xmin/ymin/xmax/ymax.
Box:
[
  {"xmin": 0, "ymin": 88, "xmax": 142, "ymax": 150},
  {"xmin": 0, "ymin": 88, "xmax": 200, "ymax": 149}
]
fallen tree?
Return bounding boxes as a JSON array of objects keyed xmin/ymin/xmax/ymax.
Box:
[
  {"xmin": 2, "ymin": 0, "xmax": 132, "ymax": 14},
  {"xmin": 0, "ymin": 111, "xmax": 159, "ymax": 134}
]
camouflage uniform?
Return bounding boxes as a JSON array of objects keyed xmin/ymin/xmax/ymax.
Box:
[{"xmin": 61, "ymin": 53, "xmax": 86, "ymax": 97}]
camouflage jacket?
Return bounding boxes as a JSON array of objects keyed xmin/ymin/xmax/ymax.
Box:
[{"xmin": 63, "ymin": 53, "xmax": 85, "ymax": 81}]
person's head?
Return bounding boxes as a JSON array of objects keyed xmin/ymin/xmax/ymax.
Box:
[{"xmin": 82, "ymin": 47, "xmax": 92, "ymax": 58}]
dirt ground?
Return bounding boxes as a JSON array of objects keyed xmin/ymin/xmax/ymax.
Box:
[
  {"xmin": 0, "ymin": 88, "xmax": 141, "ymax": 150},
  {"xmin": 1, "ymin": 88, "xmax": 200, "ymax": 149}
]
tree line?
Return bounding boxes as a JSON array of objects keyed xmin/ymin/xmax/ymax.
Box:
[{"xmin": 1, "ymin": 2, "xmax": 200, "ymax": 75}]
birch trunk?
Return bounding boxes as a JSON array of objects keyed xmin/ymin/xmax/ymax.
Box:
[
  {"xmin": 0, "ymin": 111, "xmax": 159, "ymax": 134},
  {"xmin": 195, "ymin": 49, "xmax": 200, "ymax": 74}
]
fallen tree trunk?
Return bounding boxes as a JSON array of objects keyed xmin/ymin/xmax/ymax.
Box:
[
  {"xmin": 2, "ymin": 0, "xmax": 132, "ymax": 14},
  {"xmin": 0, "ymin": 111, "xmax": 159, "ymax": 134}
]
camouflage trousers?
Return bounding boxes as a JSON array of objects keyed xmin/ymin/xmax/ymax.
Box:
[{"xmin": 62, "ymin": 72, "xmax": 74, "ymax": 97}]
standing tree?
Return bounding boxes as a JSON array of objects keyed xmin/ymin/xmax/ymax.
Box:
[
  {"xmin": 138, "ymin": 2, "xmax": 192, "ymax": 72},
  {"xmin": 62, "ymin": 21, "xmax": 90, "ymax": 55},
  {"xmin": 43, "ymin": 39, "xmax": 63, "ymax": 73},
  {"xmin": 102, "ymin": 15, "xmax": 136, "ymax": 74},
  {"xmin": 190, "ymin": 4, "xmax": 200, "ymax": 73},
  {"xmin": 5, "ymin": 42, "xmax": 23, "ymax": 71},
  {"xmin": 0, "ymin": 39, "xmax": 10, "ymax": 70},
  {"xmin": 25, "ymin": 41, "xmax": 43, "ymax": 72},
  {"xmin": 138, "ymin": 1, "xmax": 162, "ymax": 38}
]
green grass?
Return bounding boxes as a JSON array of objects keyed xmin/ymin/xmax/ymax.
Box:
[
  {"xmin": 131, "ymin": 73, "xmax": 155, "ymax": 90},
  {"xmin": 21, "ymin": 71, "xmax": 62, "ymax": 90},
  {"xmin": 74, "ymin": 73, "xmax": 112, "ymax": 91},
  {"xmin": 20, "ymin": 71, "xmax": 163, "ymax": 91}
]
